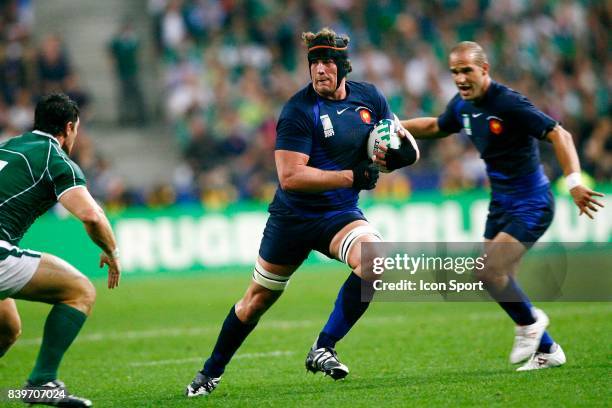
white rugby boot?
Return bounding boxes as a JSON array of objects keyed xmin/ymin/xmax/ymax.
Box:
[
  {"xmin": 517, "ymin": 344, "xmax": 566, "ymax": 371},
  {"xmin": 509, "ymin": 308, "xmax": 549, "ymax": 364}
]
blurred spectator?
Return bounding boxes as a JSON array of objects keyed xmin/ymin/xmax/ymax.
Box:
[
  {"xmin": 7, "ymin": 87, "xmax": 32, "ymax": 131},
  {"xmin": 198, "ymin": 167, "xmax": 238, "ymax": 209},
  {"xmin": 150, "ymin": 0, "xmax": 610, "ymax": 207},
  {"xmin": 0, "ymin": 4, "xmax": 135, "ymax": 209},
  {"xmin": 146, "ymin": 183, "xmax": 177, "ymax": 208},
  {"xmin": 0, "ymin": 41, "xmax": 29, "ymax": 105},
  {"xmin": 183, "ymin": 115, "xmax": 220, "ymax": 171},
  {"xmin": 108, "ymin": 21, "xmax": 147, "ymax": 125},
  {"xmin": 152, "ymin": 0, "xmax": 188, "ymax": 56},
  {"xmin": 63, "ymin": 73, "xmax": 92, "ymax": 121},
  {"xmin": 10, "ymin": 1, "xmax": 611, "ymax": 211},
  {"xmin": 372, "ymin": 171, "xmax": 412, "ymax": 201},
  {"xmin": 37, "ymin": 34, "xmax": 71, "ymax": 94},
  {"xmin": 585, "ymin": 115, "xmax": 612, "ymax": 182}
]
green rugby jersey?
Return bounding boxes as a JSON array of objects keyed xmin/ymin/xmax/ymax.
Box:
[{"xmin": 0, "ymin": 130, "xmax": 86, "ymax": 245}]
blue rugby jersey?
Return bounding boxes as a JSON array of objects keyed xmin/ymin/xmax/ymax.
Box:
[
  {"xmin": 437, "ymin": 81, "xmax": 557, "ymax": 195},
  {"xmin": 272, "ymin": 81, "xmax": 391, "ymax": 216}
]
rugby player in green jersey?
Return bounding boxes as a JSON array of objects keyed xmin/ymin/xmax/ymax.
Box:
[{"xmin": 0, "ymin": 94, "xmax": 120, "ymax": 407}]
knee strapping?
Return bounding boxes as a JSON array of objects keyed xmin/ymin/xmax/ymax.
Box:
[
  {"xmin": 338, "ymin": 225, "xmax": 382, "ymax": 264},
  {"xmin": 252, "ymin": 260, "xmax": 290, "ymax": 291}
]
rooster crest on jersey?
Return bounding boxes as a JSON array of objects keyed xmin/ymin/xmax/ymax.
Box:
[{"xmin": 367, "ymin": 118, "xmax": 400, "ymax": 172}]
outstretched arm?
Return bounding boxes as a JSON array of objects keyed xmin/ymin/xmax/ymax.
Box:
[
  {"xmin": 546, "ymin": 125, "xmax": 604, "ymax": 219},
  {"xmin": 400, "ymin": 117, "xmax": 450, "ymax": 139},
  {"xmin": 375, "ymin": 116, "xmax": 449, "ymax": 171},
  {"xmin": 59, "ymin": 187, "xmax": 121, "ymax": 288}
]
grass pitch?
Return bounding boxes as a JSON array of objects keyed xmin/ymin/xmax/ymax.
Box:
[{"xmin": 1, "ymin": 266, "xmax": 610, "ymax": 407}]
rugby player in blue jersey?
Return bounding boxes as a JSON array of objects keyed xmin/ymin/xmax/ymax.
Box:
[
  {"xmin": 378, "ymin": 41, "xmax": 604, "ymax": 371},
  {"xmin": 185, "ymin": 27, "xmax": 419, "ymax": 397}
]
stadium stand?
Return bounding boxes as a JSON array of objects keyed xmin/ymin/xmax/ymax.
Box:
[
  {"xmin": 152, "ymin": 0, "xmax": 610, "ymax": 206},
  {"xmin": 0, "ymin": 0, "xmax": 609, "ymax": 208}
]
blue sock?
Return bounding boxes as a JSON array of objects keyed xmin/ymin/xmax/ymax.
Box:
[
  {"xmin": 316, "ymin": 272, "xmax": 371, "ymax": 349},
  {"xmin": 538, "ymin": 332, "xmax": 555, "ymax": 353},
  {"xmin": 486, "ymin": 278, "xmax": 556, "ymax": 351},
  {"xmin": 486, "ymin": 277, "xmax": 536, "ymax": 325},
  {"xmin": 202, "ymin": 305, "xmax": 256, "ymax": 377}
]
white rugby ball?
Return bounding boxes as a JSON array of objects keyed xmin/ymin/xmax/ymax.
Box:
[{"xmin": 367, "ymin": 118, "xmax": 400, "ymax": 172}]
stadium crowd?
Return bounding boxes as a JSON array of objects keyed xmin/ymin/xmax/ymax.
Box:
[
  {"xmin": 0, "ymin": 1, "xmax": 609, "ymax": 209},
  {"xmin": 151, "ymin": 0, "xmax": 610, "ymax": 207},
  {"xmin": 0, "ymin": 0, "xmax": 137, "ymax": 209}
]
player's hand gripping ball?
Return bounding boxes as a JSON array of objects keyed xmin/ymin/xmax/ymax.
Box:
[{"xmin": 367, "ymin": 118, "xmax": 400, "ymax": 173}]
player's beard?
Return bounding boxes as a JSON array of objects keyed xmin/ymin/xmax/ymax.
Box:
[{"xmin": 313, "ymin": 77, "xmax": 337, "ymax": 97}]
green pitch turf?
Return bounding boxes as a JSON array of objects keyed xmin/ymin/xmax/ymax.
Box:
[{"xmin": 1, "ymin": 266, "xmax": 610, "ymax": 407}]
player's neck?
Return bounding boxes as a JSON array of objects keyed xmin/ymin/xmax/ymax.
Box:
[
  {"xmin": 55, "ymin": 135, "xmax": 70, "ymax": 154},
  {"xmin": 474, "ymin": 77, "xmax": 492, "ymax": 103}
]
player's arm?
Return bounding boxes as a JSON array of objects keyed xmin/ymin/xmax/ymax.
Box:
[
  {"xmin": 400, "ymin": 117, "xmax": 450, "ymax": 139},
  {"xmin": 546, "ymin": 125, "xmax": 604, "ymax": 218},
  {"xmin": 59, "ymin": 187, "xmax": 121, "ymax": 288},
  {"xmin": 276, "ymin": 150, "xmax": 378, "ymax": 192},
  {"xmin": 401, "ymin": 95, "xmax": 462, "ymax": 140}
]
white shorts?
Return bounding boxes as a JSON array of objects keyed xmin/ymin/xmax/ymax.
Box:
[{"xmin": 0, "ymin": 241, "xmax": 41, "ymax": 300}]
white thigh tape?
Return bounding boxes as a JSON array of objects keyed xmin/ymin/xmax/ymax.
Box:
[
  {"xmin": 339, "ymin": 225, "xmax": 383, "ymax": 264},
  {"xmin": 252, "ymin": 260, "xmax": 290, "ymax": 291}
]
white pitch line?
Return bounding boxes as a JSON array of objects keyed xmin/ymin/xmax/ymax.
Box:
[
  {"xmin": 16, "ymin": 326, "xmax": 216, "ymax": 346},
  {"xmin": 17, "ymin": 307, "xmax": 603, "ymax": 347},
  {"xmin": 129, "ymin": 350, "xmax": 294, "ymax": 367},
  {"xmin": 15, "ymin": 315, "xmax": 412, "ymax": 346}
]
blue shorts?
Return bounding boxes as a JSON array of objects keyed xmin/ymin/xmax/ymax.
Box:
[
  {"xmin": 484, "ymin": 189, "xmax": 554, "ymax": 244},
  {"xmin": 259, "ymin": 208, "xmax": 367, "ymax": 265}
]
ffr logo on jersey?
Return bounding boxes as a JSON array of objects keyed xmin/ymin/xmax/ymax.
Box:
[
  {"xmin": 320, "ymin": 114, "xmax": 335, "ymax": 138},
  {"xmin": 487, "ymin": 116, "xmax": 504, "ymax": 135},
  {"xmin": 356, "ymin": 107, "xmax": 372, "ymax": 124}
]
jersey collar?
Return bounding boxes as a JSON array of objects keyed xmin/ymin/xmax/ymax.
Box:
[
  {"xmin": 32, "ymin": 130, "xmax": 60, "ymax": 146},
  {"xmin": 474, "ymin": 80, "xmax": 497, "ymax": 106}
]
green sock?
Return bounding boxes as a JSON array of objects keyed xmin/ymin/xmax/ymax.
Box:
[{"xmin": 28, "ymin": 303, "xmax": 87, "ymax": 385}]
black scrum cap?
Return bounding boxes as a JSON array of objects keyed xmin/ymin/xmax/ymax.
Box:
[{"xmin": 307, "ymin": 35, "xmax": 352, "ymax": 89}]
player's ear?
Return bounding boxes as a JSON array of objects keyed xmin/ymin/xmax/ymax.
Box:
[
  {"xmin": 63, "ymin": 121, "xmax": 74, "ymax": 137},
  {"xmin": 481, "ymin": 62, "xmax": 490, "ymax": 76}
]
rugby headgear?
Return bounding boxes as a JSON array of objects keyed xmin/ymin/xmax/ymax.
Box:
[{"xmin": 306, "ymin": 34, "xmax": 352, "ymax": 89}]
